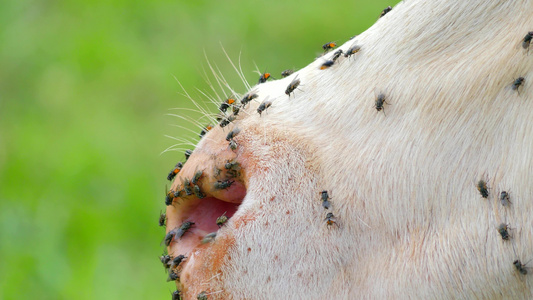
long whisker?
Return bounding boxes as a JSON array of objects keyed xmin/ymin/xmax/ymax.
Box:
[
  {"xmin": 168, "ymin": 124, "xmax": 206, "ymax": 138},
  {"xmin": 173, "ymin": 76, "xmax": 216, "ymax": 126},
  {"xmin": 167, "ymin": 113, "xmax": 213, "ymax": 131},
  {"xmin": 203, "ymin": 51, "xmax": 228, "ymax": 102},
  {"xmin": 252, "ymin": 60, "xmax": 261, "ymax": 76},
  {"xmin": 214, "ymin": 63, "xmax": 242, "ymax": 98},
  {"xmin": 164, "ymin": 134, "xmax": 210, "ymax": 145},
  {"xmin": 238, "ymin": 48, "xmax": 252, "ymax": 91},
  {"xmin": 160, "ymin": 144, "xmax": 195, "ymax": 155},
  {"xmin": 220, "ymin": 43, "xmax": 251, "ymax": 91},
  {"xmin": 200, "ymin": 66, "xmax": 223, "ymax": 109},
  {"xmin": 167, "ymin": 107, "xmax": 219, "ymax": 119},
  {"xmin": 195, "ymin": 87, "xmax": 221, "ymax": 115},
  {"xmin": 189, "ymin": 87, "xmax": 217, "ymax": 124}
]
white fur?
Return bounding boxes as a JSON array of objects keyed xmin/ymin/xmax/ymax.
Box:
[{"xmin": 185, "ymin": 0, "xmax": 533, "ymax": 298}]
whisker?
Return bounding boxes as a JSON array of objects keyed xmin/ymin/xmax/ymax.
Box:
[
  {"xmin": 160, "ymin": 144, "xmax": 195, "ymax": 155},
  {"xmin": 214, "ymin": 63, "xmax": 242, "ymax": 98},
  {"xmin": 220, "ymin": 43, "xmax": 251, "ymax": 91},
  {"xmin": 163, "ymin": 134, "xmax": 204, "ymax": 145},
  {"xmin": 210, "ymin": 64, "xmax": 232, "ymax": 102},
  {"xmin": 238, "ymin": 49, "xmax": 252, "ymax": 91},
  {"xmin": 173, "ymin": 76, "xmax": 216, "ymax": 125},
  {"xmin": 166, "ymin": 134, "xmax": 215, "ymax": 146},
  {"xmin": 188, "ymin": 88, "xmax": 217, "ymax": 123},
  {"xmin": 168, "ymin": 124, "xmax": 208, "ymax": 138},
  {"xmin": 203, "ymin": 51, "xmax": 228, "ymax": 102},
  {"xmin": 200, "ymin": 66, "xmax": 223, "ymax": 109},
  {"xmin": 167, "ymin": 107, "xmax": 218, "ymax": 119},
  {"xmin": 252, "ymin": 60, "xmax": 261, "ymax": 76},
  {"xmin": 194, "ymin": 87, "xmax": 221, "ymax": 116},
  {"xmin": 167, "ymin": 113, "xmax": 213, "ymax": 131},
  {"xmin": 160, "ymin": 146, "xmax": 191, "ymax": 154},
  {"xmin": 206, "ymin": 290, "xmax": 224, "ymax": 295}
]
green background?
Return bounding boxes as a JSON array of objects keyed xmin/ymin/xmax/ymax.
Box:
[{"xmin": 0, "ymin": 0, "xmax": 399, "ymax": 299}]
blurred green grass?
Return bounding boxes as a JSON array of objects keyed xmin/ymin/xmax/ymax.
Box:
[{"xmin": 0, "ymin": 0, "xmax": 399, "ymax": 298}]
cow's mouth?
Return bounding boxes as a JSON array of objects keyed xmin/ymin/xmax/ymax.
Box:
[
  {"xmin": 167, "ymin": 181, "xmax": 246, "ymax": 256},
  {"xmin": 163, "ymin": 124, "xmax": 250, "ymax": 296}
]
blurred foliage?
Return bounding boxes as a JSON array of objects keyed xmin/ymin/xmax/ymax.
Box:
[{"xmin": 0, "ymin": 0, "xmax": 399, "ymax": 299}]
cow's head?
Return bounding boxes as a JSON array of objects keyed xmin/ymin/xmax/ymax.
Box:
[{"xmin": 164, "ymin": 0, "xmax": 533, "ymax": 298}]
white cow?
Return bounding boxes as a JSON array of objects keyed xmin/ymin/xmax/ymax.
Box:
[{"xmin": 165, "ymin": 0, "xmax": 533, "ymax": 298}]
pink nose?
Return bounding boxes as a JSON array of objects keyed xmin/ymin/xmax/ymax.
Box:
[{"xmin": 164, "ymin": 123, "xmax": 248, "ymax": 297}]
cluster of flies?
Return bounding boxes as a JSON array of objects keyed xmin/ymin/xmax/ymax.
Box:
[
  {"xmin": 159, "ymin": 210, "xmax": 231, "ymax": 299},
  {"xmin": 160, "ymin": 145, "xmax": 241, "ymax": 298},
  {"xmin": 198, "ymin": 5, "xmax": 388, "ymax": 142},
  {"xmin": 158, "ymin": 215, "xmax": 194, "ymax": 298},
  {"xmin": 164, "ymin": 158, "xmax": 240, "ymax": 208},
  {"xmin": 165, "ymin": 168, "xmax": 206, "ymax": 206},
  {"xmin": 476, "ymin": 180, "xmax": 530, "ymax": 275},
  {"xmin": 471, "ymin": 31, "xmax": 533, "ymax": 277},
  {"xmin": 190, "ymin": 7, "xmax": 405, "ymax": 158},
  {"xmin": 322, "ymin": 41, "xmax": 397, "ymax": 115}
]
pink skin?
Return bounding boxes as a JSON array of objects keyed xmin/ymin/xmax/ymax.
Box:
[{"xmin": 170, "ymin": 182, "xmax": 246, "ymax": 255}]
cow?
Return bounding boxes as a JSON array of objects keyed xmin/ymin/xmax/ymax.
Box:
[{"xmin": 163, "ymin": 0, "xmax": 533, "ymax": 298}]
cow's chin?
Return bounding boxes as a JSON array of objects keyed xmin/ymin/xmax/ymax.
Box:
[{"xmin": 169, "ymin": 195, "xmax": 242, "ymax": 298}]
